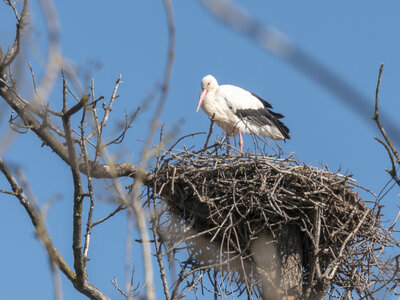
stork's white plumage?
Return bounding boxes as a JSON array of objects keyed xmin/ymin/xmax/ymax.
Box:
[{"xmin": 196, "ymin": 75, "xmax": 290, "ymax": 154}]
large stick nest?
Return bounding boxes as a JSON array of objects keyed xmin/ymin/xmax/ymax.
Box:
[{"xmin": 149, "ymin": 143, "xmax": 399, "ymax": 299}]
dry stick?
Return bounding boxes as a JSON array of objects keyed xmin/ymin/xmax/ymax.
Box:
[
  {"xmin": 151, "ymin": 196, "xmax": 171, "ymax": 300},
  {"xmin": 150, "ymin": 130, "xmax": 171, "ymax": 300},
  {"xmin": 86, "ymin": 78, "xmax": 103, "ymax": 141},
  {"xmin": 15, "ymin": 167, "xmax": 38, "ymax": 206},
  {"xmin": 0, "ymin": 158, "xmax": 76, "ymax": 282},
  {"xmin": 92, "ymin": 204, "xmax": 126, "ymax": 227},
  {"xmin": 0, "ymin": 189, "xmax": 15, "ymax": 195},
  {"xmin": 1, "ymin": 0, "xmax": 28, "ymax": 68},
  {"xmin": 160, "ymin": 226, "xmax": 217, "ymax": 257},
  {"xmin": 125, "ymin": 212, "xmax": 134, "ymax": 299},
  {"xmin": 376, "ymin": 204, "xmax": 400, "ymax": 259},
  {"xmin": 6, "ymin": 0, "xmax": 20, "ymax": 19},
  {"xmin": 49, "ymin": 259, "xmax": 63, "ymax": 300},
  {"xmin": 0, "ymin": 0, "xmax": 28, "ymax": 155},
  {"xmin": 175, "ymin": 273, "xmax": 206, "ymax": 300},
  {"xmin": 130, "ymin": 264, "xmax": 147, "ymax": 298},
  {"xmin": 170, "ymin": 259, "xmax": 204, "ymax": 300},
  {"xmin": 373, "ymin": 63, "xmax": 400, "ymax": 188},
  {"xmin": 112, "ymin": 271, "xmax": 145, "ymax": 299},
  {"xmin": 104, "ymin": 106, "xmax": 141, "ymax": 147},
  {"xmin": 94, "ymin": 75, "xmax": 122, "ymax": 164},
  {"xmin": 28, "ymin": 62, "xmax": 39, "ymax": 95},
  {"xmin": 61, "ymin": 78, "xmax": 87, "ymax": 281},
  {"xmin": 388, "ymin": 206, "xmax": 400, "ymax": 233},
  {"xmin": 319, "ymin": 210, "xmax": 369, "ymax": 298},
  {"xmin": 373, "ymin": 64, "xmax": 400, "ymax": 163},
  {"xmin": 39, "ymin": 200, "xmax": 64, "ymax": 300},
  {"xmin": 170, "ymin": 261, "xmax": 189, "ymax": 298},
  {"xmin": 374, "ymin": 137, "xmax": 400, "ymax": 186},
  {"xmin": 64, "ymin": 81, "xmax": 80, "ymax": 102},
  {"xmin": 305, "ymin": 206, "xmax": 321, "ymax": 298},
  {"xmin": 61, "ymin": 78, "xmax": 110, "ymax": 300},
  {"xmin": 111, "ymin": 278, "xmax": 128, "ymax": 297},
  {"xmin": 202, "ymin": 114, "xmax": 215, "ymax": 154},
  {"xmin": 366, "ymin": 255, "xmax": 400, "ymax": 297},
  {"xmin": 377, "ymin": 176, "xmax": 397, "ymax": 203},
  {"xmin": 367, "ymin": 252, "xmax": 395, "ymax": 296},
  {"xmin": 80, "ymin": 107, "xmax": 96, "ymax": 262}
]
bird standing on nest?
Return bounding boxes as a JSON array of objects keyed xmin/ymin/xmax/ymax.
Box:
[{"xmin": 196, "ymin": 75, "xmax": 290, "ymax": 154}]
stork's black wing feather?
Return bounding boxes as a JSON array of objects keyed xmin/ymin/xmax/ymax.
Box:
[
  {"xmin": 236, "ymin": 108, "xmax": 290, "ymax": 139},
  {"xmin": 250, "ymin": 92, "xmax": 273, "ymax": 109}
]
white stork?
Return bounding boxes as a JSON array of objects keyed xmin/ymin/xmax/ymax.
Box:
[{"xmin": 196, "ymin": 75, "xmax": 290, "ymax": 154}]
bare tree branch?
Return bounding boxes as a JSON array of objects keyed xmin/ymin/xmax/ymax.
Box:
[
  {"xmin": 0, "ymin": 158, "xmax": 77, "ymax": 283},
  {"xmin": 61, "ymin": 78, "xmax": 88, "ymax": 288},
  {"xmin": 94, "ymin": 75, "xmax": 122, "ymax": 164},
  {"xmin": 92, "ymin": 204, "xmax": 126, "ymax": 227},
  {"xmin": 373, "ymin": 64, "xmax": 400, "ymax": 188},
  {"xmin": 80, "ymin": 108, "xmax": 96, "ymax": 262},
  {"xmin": 0, "ymin": 0, "xmax": 28, "ymax": 69}
]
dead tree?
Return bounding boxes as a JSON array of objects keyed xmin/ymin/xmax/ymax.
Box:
[{"xmin": 1, "ymin": 1, "xmax": 400, "ymax": 300}]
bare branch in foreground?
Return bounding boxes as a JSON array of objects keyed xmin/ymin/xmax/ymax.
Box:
[
  {"xmin": 119, "ymin": 0, "xmax": 176, "ymax": 298},
  {"xmin": 373, "ymin": 64, "xmax": 400, "ymax": 187},
  {"xmin": 33, "ymin": 0, "xmax": 62, "ymax": 104}
]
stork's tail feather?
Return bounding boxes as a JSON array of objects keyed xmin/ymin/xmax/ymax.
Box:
[
  {"xmin": 276, "ymin": 119, "xmax": 290, "ymax": 140},
  {"xmin": 266, "ymin": 109, "xmax": 290, "ymax": 140},
  {"xmin": 269, "ymin": 111, "xmax": 285, "ymax": 119}
]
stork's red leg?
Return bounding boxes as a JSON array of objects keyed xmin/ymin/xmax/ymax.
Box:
[{"xmin": 239, "ymin": 130, "xmax": 243, "ymax": 152}]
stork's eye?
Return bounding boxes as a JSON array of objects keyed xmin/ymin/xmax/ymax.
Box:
[{"xmin": 207, "ymin": 82, "xmax": 210, "ymax": 86}]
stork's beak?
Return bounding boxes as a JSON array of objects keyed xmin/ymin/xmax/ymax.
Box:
[{"xmin": 196, "ymin": 89, "xmax": 207, "ymax": 112}]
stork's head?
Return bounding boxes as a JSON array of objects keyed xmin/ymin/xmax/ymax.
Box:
[{"xmin": 197, "ymin": 75, "xmax": 219, "ymax": 112}]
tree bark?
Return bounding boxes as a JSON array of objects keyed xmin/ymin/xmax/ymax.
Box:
[
  {"xmin": 277, "ymin": 224, "xmax": 303, "ymax": 299},
  {"xmin": 253, "ymin": 225, "xmax": 302, "ymax": 300}
]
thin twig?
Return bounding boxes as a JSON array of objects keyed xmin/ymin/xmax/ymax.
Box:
[
  {"xmin": 92, "ymin": 204, "xmax": 126, "ymax": 227},
  {"xmin": 1, "ymin": 0, "xmax": 28, "ymax": 68},
  {"xmin": 0, "ymin": 157, "xmax": 76, "ymax": 283},
  {"xmin": 202, "ymin": 114, "xmax": 215, "ymax": 155},
  {"xmin": 80, "ymin": 107, "xmax": 96, "ymax": 262},
  {"xmin": 94, "ymin": 75, "xmax": 122, "ymax": 164}
]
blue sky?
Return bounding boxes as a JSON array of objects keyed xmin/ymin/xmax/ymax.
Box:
[{"xmin": 1, "ymin": 1, "xmax": 400, "ymax": 299}]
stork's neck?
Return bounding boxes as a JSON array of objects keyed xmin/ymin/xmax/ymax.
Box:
[
  {"xmin": 202, "ymin": 88, "xmax": 222, "ymax": 119},
  {"xmin": 204, "ymin": 88, "xmax": 216, "ymax": 104}
]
